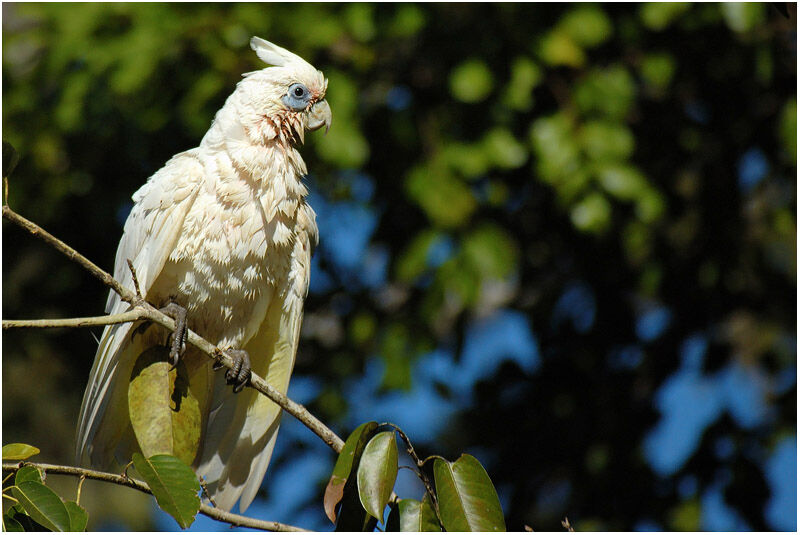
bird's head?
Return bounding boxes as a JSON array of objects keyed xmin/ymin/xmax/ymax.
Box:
[{"xmin": 234, "ymin": 37, "xmax": 331, "ymax": 146}]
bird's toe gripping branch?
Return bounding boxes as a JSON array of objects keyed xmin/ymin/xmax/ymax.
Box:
[
  {"xmin": 215, "ymin": 348, "xmax": 251, "ymax": 394},
  {"xmin": 159, "ymin": 302, "xmax": 188, "ymax": 368}
]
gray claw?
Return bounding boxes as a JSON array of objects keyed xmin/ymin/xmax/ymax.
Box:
[
  {"xmin": 223, "ymin": 349, "xmax": 251, "ymax": 393},
  {"xmin": 160, "ymin": 302, "xmax": 188, "ymax": 369}
]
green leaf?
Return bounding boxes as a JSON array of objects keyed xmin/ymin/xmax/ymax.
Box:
[
  {"xmin": 558, "ymin": 4, "xmax": 613, "ymax": 48},
  {"xmin": 462, "ymin": 223, "xmax": 519, "ymax": 280},
  {"xmin": 14, "ymin": 466, "xmax": 43, "ymax": 486},
  {"xmin": 324, "ymin": 421, "xmax": 379, "ymax": 524},
  {"xmin": 12, "ymin": 481, "xmax": 72, "ymax": 532},
  {"xmin": 570, "ymin": 192, "xmax": 611, "ymax": 234},
  {"xmin": 574, "ymin": 65, "xmax": 636, "ymax": 120},
  {"xmin": 2, "ymin": 444, "xmax": 40, "ymax": 461},
  {"xmin": 3, "ymin": 516, "xmax": 24, "ymax": 532},
  {"xmin": 639, "ymin": 2, "xmax": 690, "ymax": 31},
  {"xmin": 538, "ymin": 30, "xmax": 585, "ymax": 68},
  {"xmin": 405, "ymin": 162, "xmax": 477, "ymax": 228},
  {"xmin": 721, "ymin": 2, "xmax": 765, "ymax": 33},
  {"xmin": 128, "ymin": 346, "xmax": 201, "ymax": 466},
  {"xmin": 357, "ymin": 431, "xmax": 399, "ymax": 520},
  {"xmin": 64, "ymin": 501, "xmax": 89, "ymax": 532},
  {"xmin": 433, "ymin": 454, "xmax": 506, "ymax": 532},
  {"xmin": 394, "ymin": 497, "xmax": 442, "ymax": 532},
  {"xmin": 449, "ymin": 59, "xmax": 494, "ymax": 103},
  {"xmin": 3, "ymin": 504, "xmax": 45, "ymax": 532},
  {"xmin": 502, "ymin": 57, "xmax": 542, "ymax": 111},
  {"xmin": 580, "ymin": 121, "xmax": 635, "ymax": 162},
  {"xmin": 132, "ymin": 453, "xmax": 200, "ymax": 529}
]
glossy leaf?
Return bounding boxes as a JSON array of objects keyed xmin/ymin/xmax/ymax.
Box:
[
  {"xmin": 64, "ymin": 501, "xmax": 89, "ymax": 532},
  {"xmin": 132, "ymin": 453, "xmax": 200, "ymax": 529},
  {"xmin": 3, "ymin": 504, "xmax": 44, "ymax": 532},
  {"xmin": 12, "ymin": 481, "xmax": 71, "ymax": 532},
  {"xmin": 394, "ymin": 497, "xmax": 442, "ymax": 532},
  {"xmin": 2, "ymin": 443, "xmax": 40, "ymax": 461},
  {"xmin": 356, "ymin": 431, "xmax": 398, "ymax": 520},
  {"xmin": 128, "ymin": 346, "xmax": 201, "ymax": 466},
  {"xmin": 433, "ymin": 454, "xmax": 506, "ymax": 532},
  {"xmin": 324, "ymin": 421, "xmax": 379, "ymax": 523},
  {"xmin": 14, "ymin": 465, "xmax": 43, "ymax": 486},
  {"xmin": 3, "ymin": 508, "xmax": 25, "ymax": 532}
]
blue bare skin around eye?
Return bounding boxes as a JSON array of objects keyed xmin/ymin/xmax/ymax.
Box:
[{"xmin": 282, "ymin": 83, "xmax": 311, "ymax": 111}]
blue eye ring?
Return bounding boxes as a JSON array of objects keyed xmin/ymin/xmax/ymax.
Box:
[{"xmin": 283, "ymin": 83, "xmax": 311, "ymax": 111}]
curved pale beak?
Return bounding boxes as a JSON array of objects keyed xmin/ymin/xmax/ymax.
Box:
[{"xmin": 307, "ymin": 100, "xmax": 331, "ymax": 134}]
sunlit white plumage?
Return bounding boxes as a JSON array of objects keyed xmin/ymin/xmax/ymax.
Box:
[{"xmin": 76, "ymin": 37, "xmax": 330, "ymax": 512}]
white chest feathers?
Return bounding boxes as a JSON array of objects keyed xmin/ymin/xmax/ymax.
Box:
[{"xmin": 154, "ymin": 146, "xmax": 317, "ymax": 347}]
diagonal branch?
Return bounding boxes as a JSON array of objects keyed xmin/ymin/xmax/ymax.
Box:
[
  {"xmin": 1, "ymin": 461, "xmax": 307, "ymax": 532},
  {"xmin": 2, "ymin": 204, "xmax": 344, "ymax": 454}
]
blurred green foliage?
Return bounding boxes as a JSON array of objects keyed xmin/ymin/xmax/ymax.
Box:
[{"xmin": 2, "ymin": 2, "xmax": 796, "ymax": 532}]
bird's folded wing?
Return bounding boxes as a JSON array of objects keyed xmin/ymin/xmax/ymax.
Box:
[{"xmin": 77, "ymin": 150, "xmax": 204, "ymax": 465}]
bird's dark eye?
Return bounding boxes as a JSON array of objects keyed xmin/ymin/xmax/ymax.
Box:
[{"xmin": 283, "ymin": 83, "xmax": 311, "ymax": 111}]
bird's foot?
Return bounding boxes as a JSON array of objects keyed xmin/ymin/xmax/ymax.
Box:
[
  {"xmin": 159, "ymin": 302, "xmax": 188, "ymax": 368},
  {"xmin": 214, "ymin": 348, "xmax": 251, "ymax": 393}
]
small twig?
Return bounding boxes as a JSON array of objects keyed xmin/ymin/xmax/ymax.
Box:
[
  {"xmin": 2, "ymin": 461, "xmax": 307, "ymax": 532},
  {"xmin": 3, "ymin": 310, "xmax": 145, "ymax": 330},
  {"xmin": 562, "ymin": 517, "xmax": 574, "ymax": 532},
  {"xmin": 127, "ymin": 259, "xmax": 142, "ymax": 300},
  {"xmin": 198, "ymin": 476, "xmax": 217, "ymax": 508},
  {"xmin": 384, "ymin": 423, "xmax": 441, "ymax": 525},
  {"xmin": 76, "ymin": 475, "xmax": 86, "ymax": 505}
]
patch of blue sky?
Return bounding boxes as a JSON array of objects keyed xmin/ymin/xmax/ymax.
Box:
[
  {"xmin": 718, "ymin": 361, "xmax": 774, "ymax": 429},
  {"xmin": 643, "ymin": 334, "xmax": 723, "ymax": 476},
  {"xmin": 701, "ymin": 479, "xmax": 752, "ymax": 531},
  {"xmin": 345, "ymin": 308, "xmax": 539, "ymax": 443},
  {"xmin": 427, "ymin": 234, "xmax": 455, "ymax": 268},
  {"xmin": 551, "ymin": 281, "xmax": 596, "ymax": 333},
  {"xmin": 774, "ymin": 361, "xmax": 796, "ymax": 395},
  {"xmin": 763, "ymin": 436, "xmax": 797, "ymax": 531},
  {"xmin": 359, "ymin": 243, "xmax": 389, "ymax": 289},
  {"xmin": 345, "ymin": 355, "xmax": 460, "ymax": 443},
  {"xmin": 308, "ymin": 253, "xmax": 335, "ymax": 294},
  {"xmin": 636, "ymin": 306, "xmax": 672, "ymax": 342},
  {"xmin": 458, "ymin": 309, "xmax": 540, "ymax": 387},
  {"xmin": 645, "ymin": 332, "xmax": 776, "ymax": 476},
  {"xmin": 643, "ymin": 364, "xmax": 724, "ymax": 476},
  {"xmin": 306, "ymin": 175, "xmax": 388, "ymax": 291},
  {"xmin": 737, "ymin": 147, "xmax": 769, "ymax": 193}
]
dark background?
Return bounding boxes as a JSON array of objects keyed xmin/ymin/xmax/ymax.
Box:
[{"xmin": 3, "ymin": 3, "xmax": 796, "ymax": 531}]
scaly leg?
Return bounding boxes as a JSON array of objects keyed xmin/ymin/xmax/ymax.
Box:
[
  {"xmin": 159, "ymin": 302, "xmax": 188, "ymax": 368},
  {"xmin": 213, "ymin": 348, "xmax": 251, "ymax": 393}
]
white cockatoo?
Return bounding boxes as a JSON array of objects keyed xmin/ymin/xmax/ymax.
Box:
[{"xmin": 76, "ymin": 37, "xmax": 331, "ymax": 512}]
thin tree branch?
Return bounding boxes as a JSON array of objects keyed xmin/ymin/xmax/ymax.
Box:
[
  {"xmin": 3, "ymin": 310, "xmax": 145, "ymax": 330},
  {"xmin": 1, "ymin": 461, "xmax": 307, "ymax": 532},
  {"xmin": 2, "ymin": 204, "xmax": 345, "ymax": 454}
]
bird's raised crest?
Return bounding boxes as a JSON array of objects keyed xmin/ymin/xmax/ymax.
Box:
[{"xmin": 250, "ymin": 36, "xmax": 306, "ymax": 68}]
